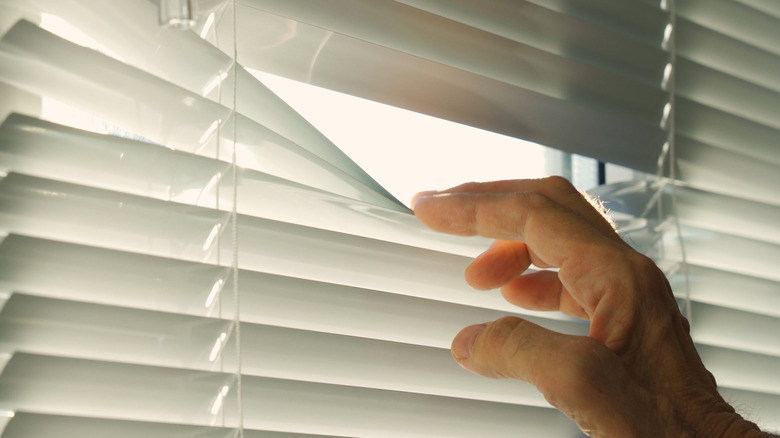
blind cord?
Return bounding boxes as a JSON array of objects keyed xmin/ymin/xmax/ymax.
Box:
[
  {"xmin": 664, "ymin": 0, "xmax": 693, "ymax": 327},
  {"xmin": 230, "ymin": 0, "xmax": 244, "ymax": 434}
]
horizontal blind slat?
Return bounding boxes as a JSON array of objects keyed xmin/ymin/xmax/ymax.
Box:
[
  {"xmin": 698, "ymin": 345, "xmax": 780, "ymax": 395},
  {"xmin": 525, "ymin": 0, "xmax": 667, "ymax": 44},
  {"xmin": 6, "ymin": 277, "xmax": 778, "ymax": 399},
  {"xmin": 0, "ymin": 292, "xmax": 560, "ymax": 407},
  {"xmin": 0, "ymin": 353, "xmax": 238, "ymax": 427},
  {"xmin": 0, "ymin": 173, "xmax": 229, "ymax": 263},
  {"xmin": 395, "ymin": 0, "xmax": 668, "ymax": 85},
  {"xmin": 664, "ymin": 226, "xmax": 780, "ymax": 283},
  {"xmin": 0, "ymin": 353, "xmax": 580, "ymax": 437},
  {"xmin": 677, "ymin": 0, "xmax": 780, "ymax": 56},
  {"xmin": 2, "ymin": 298, "xmax": 777, "ymax": 429},
  {"xmin": 7, "ymin": 0, "xmax": 392, "ymax": 198},
  {"xmin": 0, "ymin": 293, "xmax": 233, "ymax": 371},
  {"xmin": 0, "ymin": 175, "xmax": 531, "ymax": 317},
  {"xmin": 671, "ymin": 184, "xmax": 780, "ymax": 242},
  {"xmin": 0, "ymin": 22, "xmax": 399, "ymax": 209},
  {"xmin": 590, "ymin": 181, "xmax": 780, "ymax": 241},
  {"xmin": 0, "ymin": 113, "xmax": 232, "ymax": 205},
  {"xmin": 239, "ymin": 323, "xmax": 547, "ymax": 407},
  {"xmin": 0, "ymin": 235, "xmax": 585, "ymax": 347},
  {"xmin": 234, "ymin": 4, "xmax": 668, "ymax": 172},
  {"xmin": 676, "ymin": 57, "xmax": 780, "ymax": 131},
  {"xmin": 1, "ymin": 412, "xmax": 348, "ymax": 438},
  {"xmin": 237, "ymin": 270, "xmax": 587, "ymax": 347},
  {"xmin": 1, "ymin": 413, "xmax": 239, "ymax": 438},
  {"xmin": 0, "ymin": 175, "xmax": 576, "ymax": 316},
  {"xmin": 675, "ymin": 97, "xmax": 780, "ymax": 167},
  {"xmin": 690, "ymin": 303, "xmax": 780, "ymax": 358},
  {"xmin": 734, "ymin": 0, "xmax": 780, "ymax": 19},
  {"xmin": 677, "ymin": 18, "xmax": 780, "ymax": 93},
  {"xmin": 674, "ymin": 135, "xmax": 780, "ymax": 206},
  {"xmin": 0, "ymin": 22, "xmax": 230, "ymax": 152},
  {"xmin": 2, "ymin": 0, "xmax": 233, "ymax": 92},
  {"xmin": 0, "ymin": 234, "xmax": 230, "ymax": 317},
  {"xmin": 668, "ymin": 265, "xmax": 780, "ymax": 319},
  {"xmin": 239, "ymin": 0, "xmax": 668, "ymax": 121},
  {"xmin": 239, "ymin": 376, "xmax": 576, "ymax": 437},
  {"xmin": 0, "ymin": 114, "xmax": 490, "ymax": 255}
]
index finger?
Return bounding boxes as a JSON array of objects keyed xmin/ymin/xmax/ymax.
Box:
[
  {"xmin": 413, "ymin": 190, "xmax": 622, "ymax": 265},
  {"xmin": 412, "ymin": 190, "xmax": 639, "ymax": 348},
  {"xmin": 413, "ymin": 177, "xmax": 623, "ymax": 245}
]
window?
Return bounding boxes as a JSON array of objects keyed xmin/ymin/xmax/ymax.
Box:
[{"xmin": 1, "ymin": 0, "xmax": 778, "ymax": 435}]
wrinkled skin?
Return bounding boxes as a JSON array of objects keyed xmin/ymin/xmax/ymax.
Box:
[{"xmin": 412, "ymin": 177, "xmax": 773, "ymax": 438}]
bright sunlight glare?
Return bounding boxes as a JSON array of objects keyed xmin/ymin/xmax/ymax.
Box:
[{"xmin": 250, "ymin": 70, "xmax": 552, "ymax": 207}]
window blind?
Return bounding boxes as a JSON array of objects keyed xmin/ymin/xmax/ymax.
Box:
[{"xmin": 0, "ymin": 1, "xmax": 778, "ymax": 437}]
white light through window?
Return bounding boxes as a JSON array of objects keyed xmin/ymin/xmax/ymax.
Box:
[{"xmin": 250, "ymin": 70, "xmax": 554, "ymax": 207}]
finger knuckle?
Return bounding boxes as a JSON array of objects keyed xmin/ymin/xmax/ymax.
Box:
[
  {"xmin": 680, "ymin": 316, "xmax": 691, "ymax": 334},
  {"xmin": 563, "ymin": 338, "xmax": 612, "ymax": 388},
  {"xmin": 455, "ymin": 181, "xmax": 480, "ymax": 192},
  {"xmin": 481, "ymin": 317, "xmax": 533, "ymax": 378},
  {"xmin": 626, "ymin": 251, "xmax": 676, "ymax": 300},
  {"xmin": 627, "ymin": 251, "xmax": 661, "ymax": 273},
  {"xmin": 516, "ymin": 190, "xmax": 553, "ymax": 211},
  {"xmin": 502, "ymin": 317, "xmax": 536, "ymax": 356},
  {"xmin": 534, "ymin": 337, "xmax": 610, "ymax": 406},
  {"xmin": 541, "ymin": 175, "xmax": 577, "ymax": 193}
]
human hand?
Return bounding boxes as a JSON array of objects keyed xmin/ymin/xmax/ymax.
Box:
[{"xmin": 412, "ymin": 177, "xmax": 769, "ymax": 438}]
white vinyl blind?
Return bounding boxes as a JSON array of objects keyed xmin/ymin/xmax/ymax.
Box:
[{"xmin": 0, "ymin": 1, "xmax": 778, "ymax": 437}]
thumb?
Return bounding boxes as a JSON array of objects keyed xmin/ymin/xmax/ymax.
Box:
[
  {"xmin": 451, "ymin": 316, "xmax": 577, "ymax": 383},
  {"xmin": 452, "ymin": 316, "xmax": 647, "ymax": 437}
]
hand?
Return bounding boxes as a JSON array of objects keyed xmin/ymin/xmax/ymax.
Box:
[{"xmin": 412, "ymin": 177, "xmax": 770, "ymax": 438}]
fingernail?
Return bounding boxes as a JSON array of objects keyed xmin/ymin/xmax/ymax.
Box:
[
  {"xmin": 452, "ymin": 323, "xmax": 486, "ymax": 360},
  {"xmin": 410, "ymin": 190, "xmax": 437, "ymax": 210}
]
